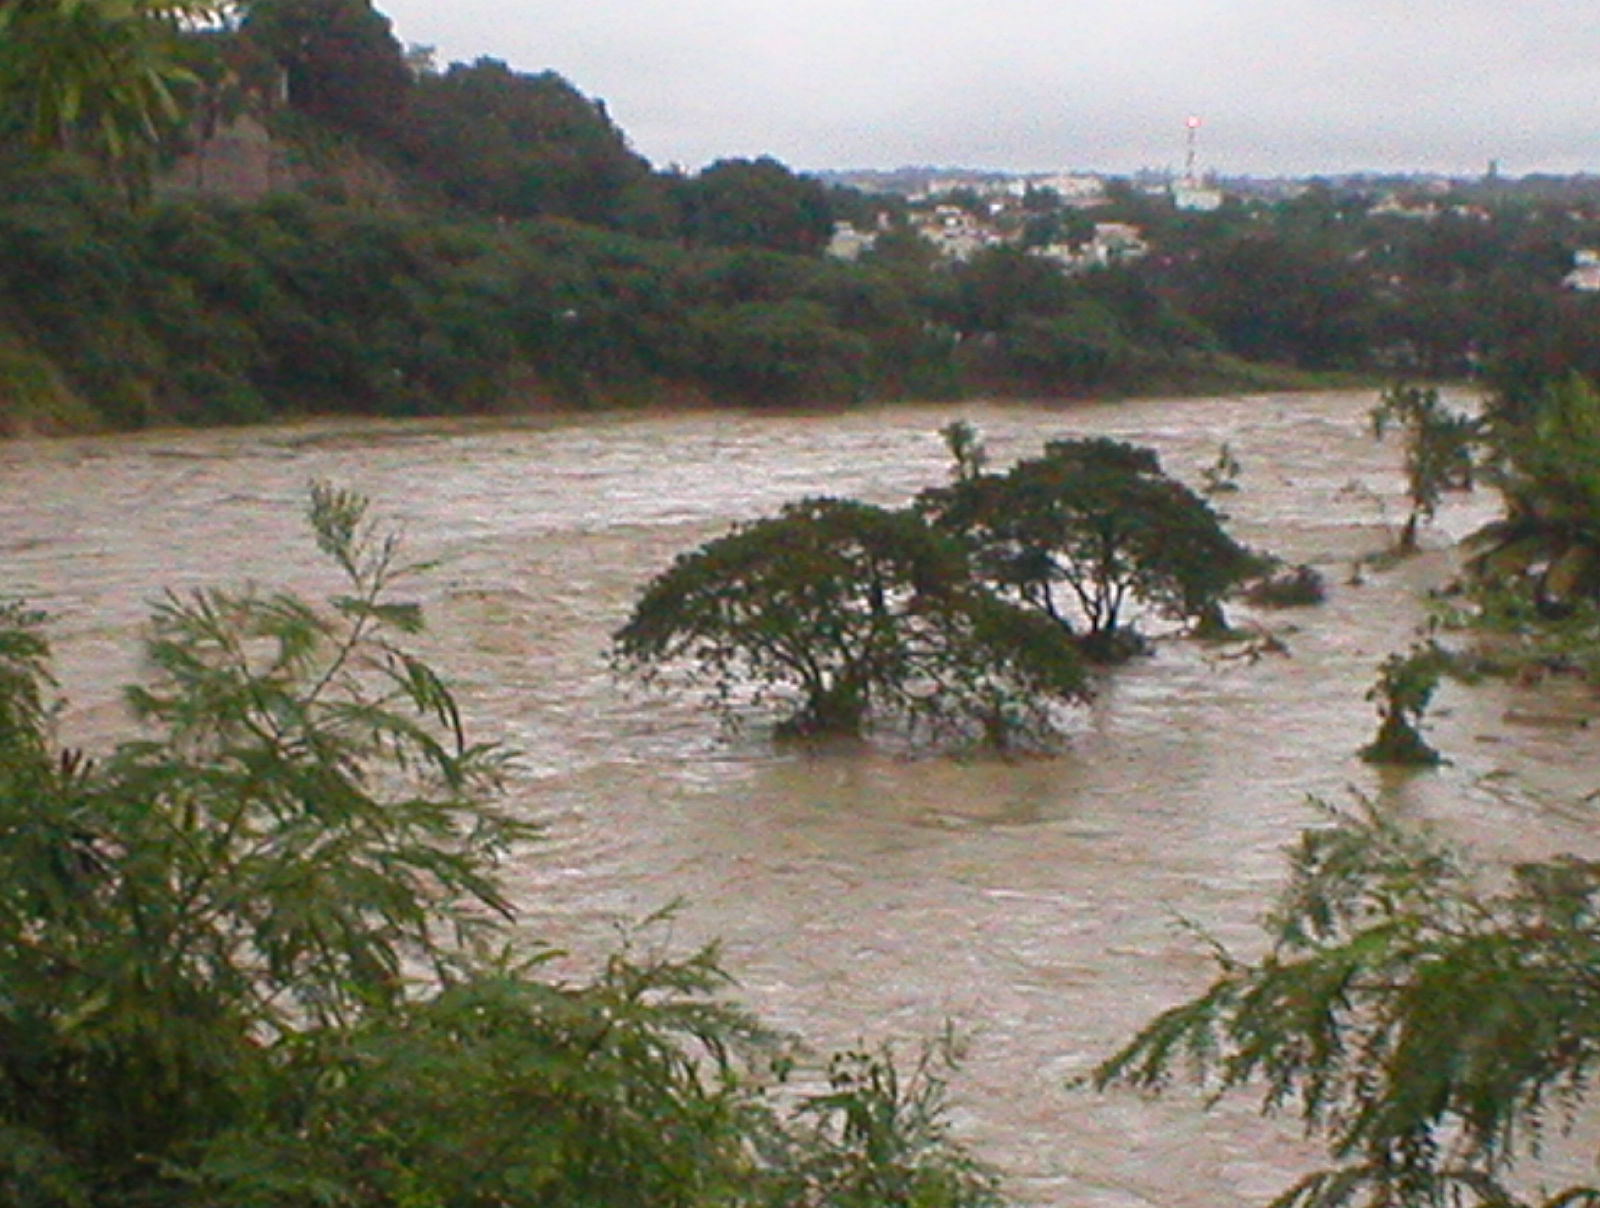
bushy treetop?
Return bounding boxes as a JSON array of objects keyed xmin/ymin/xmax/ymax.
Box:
[
  {"xmin": 612, "ymin": 496, "xmax": 1088, "ymax": 744},
  {"xmin": 919, "ymin": 436, "xmax": 1267, "ymax": 657}
]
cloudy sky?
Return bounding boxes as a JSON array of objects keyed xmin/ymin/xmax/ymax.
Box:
[{"xmin": 376, "ymin": 0, "xmax": 1600, "ymax": 178}]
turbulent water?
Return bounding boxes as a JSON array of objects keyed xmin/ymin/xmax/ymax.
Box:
[{"xmin": 5, "ymin": 390, "xmax": 1599, "ymax": 1206}]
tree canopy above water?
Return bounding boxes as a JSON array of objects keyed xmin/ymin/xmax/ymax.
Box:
[
  {"xmin": 919, "ymin": 435, "xmax": 1268, "ymax": 660},
  {"xmin": 611, "ymin": 496, "xmax": 1089, "ymax": 745}
]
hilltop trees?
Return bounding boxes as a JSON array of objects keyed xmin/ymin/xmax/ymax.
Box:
[
  {"xmin": 239, "ymin": 0, "xmax": 412, "ymax": 144},
  {"xmin": 407, "ymin": 58, "xmax": 652, "ymax": 225},
  {"xmin": 0, "ymin": 0, "xmax": 225, "ymax": 191},
  {"xmin": 682, "ymin": 156, "xmax": 834, "ymax": 256}
]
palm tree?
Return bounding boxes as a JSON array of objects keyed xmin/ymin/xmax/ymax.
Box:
[{"xmin": 0, "ymin": 0, "xmax": 226, "ymax": 183}]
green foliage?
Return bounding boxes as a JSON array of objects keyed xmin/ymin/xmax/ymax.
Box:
[
  {"xmin": 1000, "ymin": 304, "xmax": 1127, "ymax": 392},
  {"xmin": 0, "ymin": 484, "xmax": 525, "ymax": 1203},
  {"xmin": 768, "ymin": 1034, "xmax": 1004, "ymax": 1208},
  {"xmin": 920, "ymin": 434, "xmax": 1268, "ymax": 662},
  {"xmin": 682, "ymin": 298, "xmax": 868, "ymax": 407},
  {"xmin": 0, "ymin": 0, "xmax": 222, "ymax": 193},
  {"xmin": 1470, "ymin": 373, "xmax": 1600, "ymax": 610},
  {"xmin": 0, "ymin": 486, "xmax": 1011, "ymax": 1207},
  {"xmin": 1442, "ymin": 579, "xmax": 1600, "ymax": 684},
  {"xmin": 611, "ymin": 496, "xmax": 1088, "ymax": 745},
  {"xmin": 1173, "ymin": 233, "xmax": 1374, "ymax": 370},
  {"xmin": 684, "ymin": 157, "xmax": 834, "ymax": 257},
  {"xmin": 189, "ymin": 940, "xmax": 785, "ymax": 1208},
  {"xmin": 239, "ymin": 0, "xmax": 413, "ymax": 146},
  {"xmin": 1095, "ymin": 798, "xmax": 1600, "ymax": 1208},
  {"xmin": 947, "ymin": 247, "xmax": 1074, "ymax": 335},
  {"xmin": 407, "ymin": 58, "xmax": 651, "ymax": 225},
  {"xmin": 1370, "ymin": 383, "xmax": 1478, "ymax": 551},
  {"xmin": 1358, "ymin": 643, "xmax": 1451, "ymax": 766}
]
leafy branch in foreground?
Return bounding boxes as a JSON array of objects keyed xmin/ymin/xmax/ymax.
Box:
[
  {"xmin": 0, "ymin": 484, "xmax": 1006, "ymax": 1208},
  {"xmin": 0, "ymin": 0, "xmax": 227, "ymax": 193},
  {"xmin": 1093, "ymin": 798, "xmax": 1600, "ymax": 1208}
]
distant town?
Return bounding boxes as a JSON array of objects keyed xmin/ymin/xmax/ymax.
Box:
[{"xmin": 816, "ymin": 164, "xmax": 1600, "ymax": 291}]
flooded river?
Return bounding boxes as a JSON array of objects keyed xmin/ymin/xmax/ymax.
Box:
[{"xmin": 4, "ymin": 390, "xmax": 1598, "ymax": 1205}]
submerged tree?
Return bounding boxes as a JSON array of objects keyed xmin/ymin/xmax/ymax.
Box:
[
  {"xmin": 1370, "ymin": 383, "xmax": 1478, "ymax": 553},
  {"xmin": 1358, "ymin": 642, "xmax": 1451, "ymax": 766},
  {"xmin": 1095, "ymin": 798, "xmax": 1600, "ymax": 1208},
  {"xmin": 919, "ymin": 436, "xmax": 1266, "ymax": 661},
  {"xmin": 611, "ymin": 496, "xmax": 1088, "ymax": 745}
]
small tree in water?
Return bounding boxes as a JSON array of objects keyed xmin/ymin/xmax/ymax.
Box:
[
  {"xmin": 1200, "ymin": 441, "xmax": 1242, "ymax": 495},
  {"xmin": 1370, "ymin": 383, "xmax": 1477, "ymax": 552},
  {"xmin": 940, "ymin": 418, "xmax": 989, "ymax": 481},
  {"xmin": 1358, "ymin": 642, "xmax": 1450, "ymax": 765}
]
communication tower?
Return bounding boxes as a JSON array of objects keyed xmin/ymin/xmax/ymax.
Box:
[
  {"xmin": 1184, "ymin": 115, "xmax": 1202, "ymax": 185},
  {"xmin": 1174, "ymin": 115, "xmax": 1222, "ymax": 211}
]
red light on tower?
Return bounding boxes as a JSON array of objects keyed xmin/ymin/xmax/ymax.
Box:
[{"xmin": 1184, "ymin": 116, "xmax": 1202, "ymax": 182}]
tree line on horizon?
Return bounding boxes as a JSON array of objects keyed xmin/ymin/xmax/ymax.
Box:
[{"xmin": 3, "ymin": 0, "xmax": 1600, "ymax": 433}]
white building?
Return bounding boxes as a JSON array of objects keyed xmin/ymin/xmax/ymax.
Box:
[
  {"xmin": 1172, "ymin": 182, "xmax": 1224, "ymax": 212},
  {"xmin": 1563, "ymin": 250, "xmax": 1600, "ymax": 292},
  {"xmin": 825, "ymin": 221, "xmax": 877, "ymax": 262}
]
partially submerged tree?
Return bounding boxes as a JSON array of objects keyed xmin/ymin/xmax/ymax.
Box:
[
  {"xmin": 1358, "ymin": 642, "xmax": 1451, "ymax": 766},
  {"xmin": 611, "ymin": 497, "xmax": 1088, "ymax": 745},
  {"xmin": 940, "ymin": 418, "xmax": 988, "ymax": 481},
  {"xmin": 1370, "ymin": 383, "xmax": 1478, "ymax": 552},
  {"xmin": 1095, "ymin": 798, "xmax": 1600, "ymax": 1208},
  {"xmin": 1200, "ymin": 441, "xmax": 1242, "ymax": 495},
  {"xmin": 919, "ymin": 436, "xmax": 1266, "ymax": 661}
]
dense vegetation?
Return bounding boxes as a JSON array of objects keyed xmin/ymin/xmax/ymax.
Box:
[
  {"xmin": 1095, "ymin": 797, "xmax": 1600, "ymax": 1208},
  {"xmin": 612, "ymin": 429, "xmax": 1265, "ymax": 745},
  {"xmin": 1095, "ymin": 372, "xmax": 1600, "ymax": 1207},
  {"xmin": 0, "ymin": 485, "xmax": 1007, "ymax": 1208},
  {"xmin": 4, "ymin": 0, "xmax": 1600, "ymax": 434},
  {"xmin": 8, "ymin": 1, "xmax": 1600, "ymax": 1205},
  {"xmin": 915, "ymin": 432, "xmax": 1266, "ymax": 656}
]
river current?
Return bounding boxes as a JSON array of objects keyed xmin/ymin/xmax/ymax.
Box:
[{"xmin": 4, "ymin": 390, "xmax": 1598, "ymax": 1205}]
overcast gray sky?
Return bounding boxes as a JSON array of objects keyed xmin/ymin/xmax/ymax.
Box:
[{"xmin": 376, "ymin": 0, "xmax": 1600, "ymax": 178}]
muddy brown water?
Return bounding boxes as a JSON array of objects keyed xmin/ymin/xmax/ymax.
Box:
[{"xmin": 5, "ymin": 390, "xmax": 1598, "ymax": 1205}]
